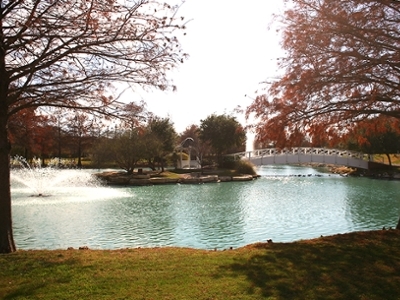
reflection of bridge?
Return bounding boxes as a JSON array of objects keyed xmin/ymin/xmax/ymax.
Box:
[{"xmin": 230, "ymin": 147, "xmax": 370, "ymax": 169}]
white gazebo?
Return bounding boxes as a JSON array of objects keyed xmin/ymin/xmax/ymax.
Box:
[{"xmin": 176, "ymin": 137, "xmax": 200, "ymax": 169}]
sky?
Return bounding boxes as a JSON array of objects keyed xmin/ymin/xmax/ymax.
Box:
[{"xmin": 120, "ymin": 0, "xmax": 286, "ymax": 137}]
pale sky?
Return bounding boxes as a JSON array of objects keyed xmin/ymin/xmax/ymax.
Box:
[{"xmin": 121, "ymin": 1, "xmax": 286, "ymax": 135}]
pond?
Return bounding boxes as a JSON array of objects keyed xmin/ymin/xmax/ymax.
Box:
[{"xmin": 11, "ymin": 165, "xmax": 400, "ymax": 250}]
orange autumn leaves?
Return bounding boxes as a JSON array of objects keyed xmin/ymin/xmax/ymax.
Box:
[{"xmin": 246, "ymin": 0, "xmax": 400, "ymax": 151}]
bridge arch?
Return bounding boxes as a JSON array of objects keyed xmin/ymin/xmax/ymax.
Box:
[{"xmin": 229, "ymin": 147, "xmax": 370, "ymax": 169}]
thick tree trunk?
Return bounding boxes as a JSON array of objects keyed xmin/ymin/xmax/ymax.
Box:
[
  {"xmin": 386, "ymin": 153, "xmax": 392, "ymax": 166},
  {"xmin": 0, "ymin": 111, "xmax": 16, "ymax": 253},
  {"xmin": 77, "ymin": 138, "xmax": 82, "ymax": 169},
  {"xmin": 396, "ymin": 217, "xmax": 400, "ymax": 230},
  {"xmin": 0, "ymin": 12, "xmax": 16, "ymax": 252}
]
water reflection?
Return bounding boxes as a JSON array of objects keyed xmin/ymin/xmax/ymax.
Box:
[
  {"xmin": 180, "ymin": 183, "xmax": 246, "ymax": 248},
  {"xmin": 11, "ymin": 166, "xmax": 400, "ymax": 250},
  {"xmin": 342, "ymin": 178, "xmax": 400, "ymax": 229},
  {"xmin": 238, "ymin": 175, "xmax": 352, "ymax": 243}
]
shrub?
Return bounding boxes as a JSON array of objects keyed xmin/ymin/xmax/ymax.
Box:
[
  {"xmin": 234, "ymin": 159, "xmax": 256, "ymax": 175},
  {"xmin": 220, "ymin": 156, "xmax": 235, "ymax": 169}
]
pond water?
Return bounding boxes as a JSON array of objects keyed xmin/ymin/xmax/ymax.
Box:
[{"xmin": 11, "ymin": 165, "xmax": 400, "ymax": 250}]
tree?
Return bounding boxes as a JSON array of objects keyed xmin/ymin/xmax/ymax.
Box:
[
  {"xmin": 140, "ymin": 128, "xmax": 164, "ymax": 170},
  {"xmin": 98, "ymin": 101, "xmax": 152, "ymax": 171},
  {"xmin": 91, "ymin": 136, "xmax": 115, "ymax": 169},
  {"xmin": 65, "ymin": 113, "xmax": 95, "ymax": 168},
  {"xmin": 113, "ymin": 128, "xmax": 146, "ymax": 174},
  {"xmin": 9, "ymin": 109, "xmax": 57, "ymax": 159},
  {"xmin": 1, "ymin": 0, "xmax": 187, "ymax": 253},
  {"xmin": 198, "ymin": 114, "xmax": 246, "ymax": 165},
  {"xmin": 147, "ymin": 117, "xmax": 177, "ymax": 171},
  {"xmin": 253, "ymin": 122, "xmax": 311, "ymax": 150},
  {"xmin": 8, "ymin": 108, "xmax": 42, "ymax": 158},
  {"xmin": 246, "ymin": 0, "xmax": 400, "ymax": 147},
  {"xmin": 119, "ymin": 101, "xmax": 149, "ymax": 130},
  {"xmin": 345, "ymin": 116, "xmax": 400, "ymax": 165}
]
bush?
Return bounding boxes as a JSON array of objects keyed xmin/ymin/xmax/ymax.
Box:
[
  {"xmin": 220, "ymin": 156, "xmax": 235, "ymax": 169},
  {"xmin": 234, "ymin": 159, "xmax": 256, "ymax": 175}
]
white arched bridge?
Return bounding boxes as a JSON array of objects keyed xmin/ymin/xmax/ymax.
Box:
[{"xmin": 229, "ymin": 147, "xmax": 370, "ymax": 169}]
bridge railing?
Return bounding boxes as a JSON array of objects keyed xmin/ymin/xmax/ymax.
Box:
[
  {"xmin": 228, "ymin": 147, "xmax": 369, "ymax": 160},
  {"xmin": 227, "ymin": 147, "xmax": 370, "ymax": 166}
]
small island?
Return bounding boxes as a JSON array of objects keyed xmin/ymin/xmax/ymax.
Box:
[{"xmin": 95, "ymin": 168, "xmax": 259, "ymax": 186}]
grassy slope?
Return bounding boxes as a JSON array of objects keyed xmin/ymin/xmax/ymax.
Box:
[{"xmin": 1, "ymin": 230, "xmax": 400, "ymax": 300}]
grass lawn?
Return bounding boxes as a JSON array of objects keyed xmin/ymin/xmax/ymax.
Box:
[{"xmin": 1, "ymin": 230, "xmax": 400, "ymax": 299}]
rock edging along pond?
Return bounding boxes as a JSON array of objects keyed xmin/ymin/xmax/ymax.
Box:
[{"xmin": 94, "ymin": 171, "xmax": 258, "ymax": 186}]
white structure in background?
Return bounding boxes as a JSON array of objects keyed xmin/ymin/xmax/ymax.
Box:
[
  {"xmin": 176, "ymin": 137, "xmax": 201, "ymax": 169},
  {"xmin": 230, "ymin": 147, "xmax": 369, "ymax": 169}
]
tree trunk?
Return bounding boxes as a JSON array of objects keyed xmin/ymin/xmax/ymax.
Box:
[
  {"xmin": 396, "ymin": 216, "xmax": 400, "ymax": 230},
  {"xmin": 161, "ymin": 158, "xmax": 165, "ymax": 172},
  {"xmin": 77, "ymin": 137, "xmax": 82, "ymax": 169},
  {"xmin": 386, "ymin": 153, "xmax": 392, "ymax": 166},
  {"xmin": 0, "ymin": 34, "xmax": 15, "ymax": 252},
  {"xmin": 0, "ymin": 110, "xmax": 16, "ymax": 253}
]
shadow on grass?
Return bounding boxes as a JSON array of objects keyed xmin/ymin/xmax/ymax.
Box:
[
  {"xmin": 1, "ymin": 252, "xmax": 81, "ymax": 300},
  {"xmin": 218, "ymin": 230, "xmax": 400, "ymax": 299}
]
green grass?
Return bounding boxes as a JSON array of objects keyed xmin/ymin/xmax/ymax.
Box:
[
  {"xmin": 373, "ymin": 154, "xmax": 400, "ymax": 166},
  {"xmin": 1, "ymin": 230, "xmax": 400, "ymax": 299}
]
